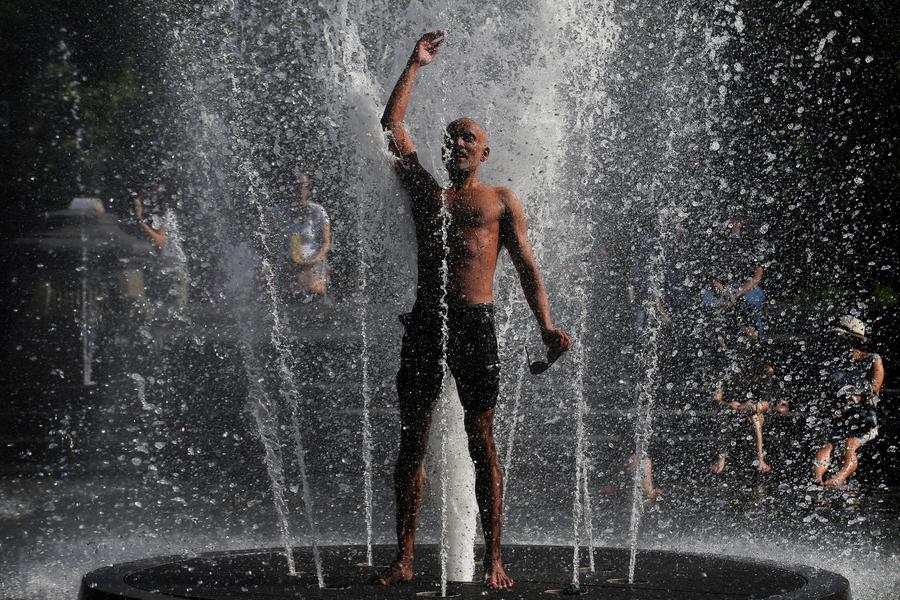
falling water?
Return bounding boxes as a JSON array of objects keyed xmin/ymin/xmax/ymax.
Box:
[
  {"xmin": 78, "ymin": 217, "xmax": 94, "ymax": 387},
  {"xmin": 251, "ymin": 189, "xmax": 325, "ymax": 587},
  {"xmin": 436, "ymin": 193, "xmax": 453, "ymax": 598},
  {"xmin": 60, "ymin": 39, "xmax": 95, "ymax": 387},
  {"xmin": 165, "ymin": 3, "xmax": 327, "ymax": 581},
  {"xmin": 164, "ymin": 0, "xmax": 771, "ymax": 588},
  {"xmin": 58, "ymin": 39, "xmax": 86, "ymax": 194},
  {"xmin": 500, "ymin": 354, "xmax": 527, "ymax": 511},
  {"xmin": 237, "ymin": 192, "xmax": 325, "ymax": 583},
  {"xmin": 216, "ymin": 0, "xmax": 327, "ymax": 582},
  {"xmin": 570, "ymin": 287, "xmax": 592, "ymax": 585},
  {"xmin": 626, "ymin": 198, "xmax": 669, "ymax": 585},
  {"xmin": 242, "ymin": 345, "xmax": 297, "ymax": 575},
  {"xmin": 171, "ymin": 45, "xmax": 306, "ymax": 574},
  {"xmin": 356, "ymin": 206, "xmax": 375, "ymax": 566}
]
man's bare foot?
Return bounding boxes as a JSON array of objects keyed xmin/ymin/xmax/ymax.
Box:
[
  {"xmin": 757, "ymin": 461, "xmax": 772, "ymax": 474},
  {"xmin": 824, "ymin": 477, "xmax": 846, "ymax": 490},
  {"xmin": 375, "ymin": 558, "xmax": 414, "ymax": 586},
  {"xmin": 483, "ymin": 558, "xmax": 514, "ymax": 590},
  {"xmin": 710, "ymin": 456, "xmax": 726, "ymax": 474}
]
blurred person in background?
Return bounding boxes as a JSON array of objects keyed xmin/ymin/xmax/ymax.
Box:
[
  {"xmin": 704, "ymin": 215, "xmax": 770, "ymax": 339},
  {"xmin": 131, "ymin": 186, "xmax": 189, "ymax": 313},
  {"xmin": 278, "ymin": 174, "xmax": 331, "ymax": 299},
  {"xmin": 710, "ymin": 324, "xmax": 788, "ymax": 475},
  {"xmin": 811, "ymin": 316, "xmax": 884, "ymax": 489}
]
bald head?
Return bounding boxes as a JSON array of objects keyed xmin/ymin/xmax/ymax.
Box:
[
  {"xmin": 447, "ymin": 117, "xmax": 488, "ymax": 144},
  {"xmin": 444, "ymin": 117, "xmax": 490, "ymax": 176}
]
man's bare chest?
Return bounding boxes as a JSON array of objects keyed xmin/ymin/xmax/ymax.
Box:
[
  {"xmin": 413, "ymin": 191, "xmax": 504, "ymax": 247},
  {"xmin": 444, "ymin": 192, "xmax": 503, "ymax": 230}
]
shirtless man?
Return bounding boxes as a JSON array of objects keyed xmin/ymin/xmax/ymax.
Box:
[{"xmin": 377, "ymin": 31, "xmax": 571, "ymax": 590}]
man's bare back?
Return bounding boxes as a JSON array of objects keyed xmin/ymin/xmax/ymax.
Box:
[{"xmin": 377, "ymin": 31, "xmax": 571, "ymax": 591}]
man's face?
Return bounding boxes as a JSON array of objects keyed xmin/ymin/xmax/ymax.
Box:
[
  {"xmin": 298, "ymin": 175, "xmax": 311, "ymax": 206},
  {"xmin": 443, "ymin": 118, "xmax": 489, "ymax": 174}
]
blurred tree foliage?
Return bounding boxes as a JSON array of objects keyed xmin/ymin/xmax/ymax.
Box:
[{"xmin": 0, "ymin": 1, "xmax": 164, "ymax": 240}]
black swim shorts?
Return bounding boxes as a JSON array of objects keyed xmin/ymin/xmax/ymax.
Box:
[
  {"xmin": 396, "ymin": 303, "xmax": 501, "ymax": 416},
  {"xmin": 823, "ymin": 403, "xmax": 879, "ymax": 445}
]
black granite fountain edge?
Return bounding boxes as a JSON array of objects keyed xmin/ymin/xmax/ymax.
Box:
[{"xmin": 79, "ymin": 544, "xmax": 851, "ymax": 600}]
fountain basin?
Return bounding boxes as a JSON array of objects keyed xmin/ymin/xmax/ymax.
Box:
[{"xmin": 79, "ymin": 544, "xmax": 850, "ymax": 599}]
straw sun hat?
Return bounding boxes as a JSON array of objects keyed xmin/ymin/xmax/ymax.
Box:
[{"xmin": 830, "ymin": 315, "xmax": 868, "ymax": 343}]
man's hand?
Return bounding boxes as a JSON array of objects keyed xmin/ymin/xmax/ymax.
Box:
[
  {"xmin": 542, "ymin": 328, "xmax": 572, "ymax": 358},
  {"xmin": 410, "ymin": 31, "xmax": 444, "ymax": 66},
  {"xmin": 527, "ymin": 328, "xmax": 572, "ymax": 375},
  {"xmin": 133, "ymin": 197, "xmax": 144, "ymax": 221}
]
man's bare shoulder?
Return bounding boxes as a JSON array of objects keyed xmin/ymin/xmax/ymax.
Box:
[
  {"xmin": 484, "ymin": 185, "xmax": 517, "ymax": 205},
  {"xmin": 488, "ymin": 186, "xmax": 523, "ymax": 215},
  {"xmin": 394, "ymin": 152, "xmax": 441, "ymax": 199}
]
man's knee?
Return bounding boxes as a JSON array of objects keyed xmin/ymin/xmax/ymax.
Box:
[
  {"xmin": 463, "ymin": 408, "xmax": 496, "ymax": 436},
  {"xmin": 464, "ymin": 410, "xmax": 498, "ymax": 461}
]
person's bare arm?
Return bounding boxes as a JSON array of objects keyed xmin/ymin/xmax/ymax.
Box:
[
  {"xmin": 134, "ymin": 197, "xmax": 166, "ymax": 248},
  {"xmin": 500, "ymin": 189, "xmax": 570, "ymax": 352},
  {"xmin": 142, "ymin": 223, "xmax": 167, "ymax": 248},
  {"xmin": 871, "ymin": 355, "xmax": 885, "ymax": 396},
  {"xmin": 736, "ymin": 266, "xmax": 764, "ymax": 297},
  {"xmin": 309, "ymin": 222, "xmax": 331, "ymax": 264},
  {"xmin": 380, "ymin": 32, "xmax": 444, "ymax": 198},
  {"xmin": 715, "ymin": 387, "xmax": 750, "ymax": 411}
]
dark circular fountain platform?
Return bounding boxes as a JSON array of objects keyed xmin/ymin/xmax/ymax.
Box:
[{"xmin": 80, "ymin": 544, "xmax": 850, "ymax": 600}]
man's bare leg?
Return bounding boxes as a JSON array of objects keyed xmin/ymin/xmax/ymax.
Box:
[
  {"xmin": 812, "ymin": 443, "xmax": 833, "ymax": 484},
  {"xmin": 825, "ymin": 438, "xmax": 862, "ymax": 489},
  {"xmin": 464, "ymin": 408, "xmax": 514, "ymax": 590},
  {"xmin": 377, "ymin": 408, "xmax": 433, "ymax": 585},
  {"xmin": 750, "ymin": 413, "xmax": 771, "ymax": 474}
]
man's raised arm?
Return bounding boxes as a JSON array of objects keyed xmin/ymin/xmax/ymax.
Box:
[
  {"xmin": 380, "ymin": 32, "xmax": 444, "ymax": 195},
  {"xmin": 380, "ymin": 31, "xmax": 443, "ymax": 156},
  {"xmin": 500, "ymin": 189, "xmax": 571, "ymax": 354}
]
